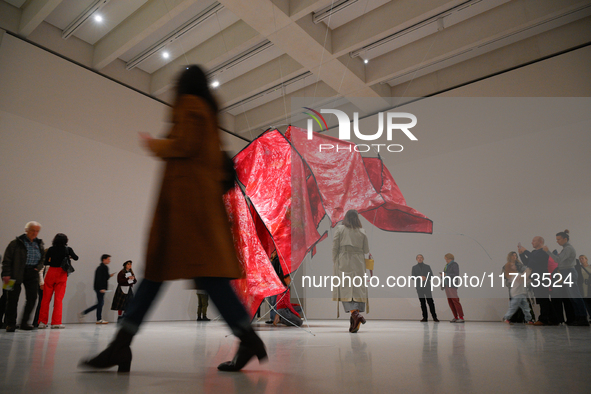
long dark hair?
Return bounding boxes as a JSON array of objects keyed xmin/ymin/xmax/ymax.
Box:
[
  {"xmin": 343, "ymin": 210, "xmax": 362, "ymax": 229},
  {"xmin": 176, "ymin": 65, "xmax": 218, "ymax": 113},
  {"xmin": 52, "ymin": 233, "xmax": 68, "ymax": 247}
]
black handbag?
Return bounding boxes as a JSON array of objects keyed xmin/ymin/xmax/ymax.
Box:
[{"xmin": 60, "ymin": 246, "xmax": 75, "ymax": 276}]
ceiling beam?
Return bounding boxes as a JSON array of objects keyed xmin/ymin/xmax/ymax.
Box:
[
  {"xmin": 150, "ymin": 20, "xmax": 261, "ymax": 96},
  {"xmin": 216, "ymin": 54, "xmax": 304, "ymax": 107},
  {"xmin": 219, "ymin": 0, "xmax": 389, "ymax": 113},
  {"xmin": 289, "ymin": 0, "xmax": 333, "ymax": 20},
  {"xmin": 19, "ymin": 0, "xmax": 64, "ymax": 37},
  {"xmin": 365, "ymin": 0, "xmax": 591, "ymax": 86},
  {"xmin": 233, "ymin": 80, "xmax": 337, "ymax": 133},
  {"xmin": 92, "ymin": 0, "xmax": 195, "ymax": 70},
  {"xmin": 390, "ymin": 16, "xmax": 591, "ymax": 98},
  {"xmin": 330, "ymin": 0, "xmax": 465, "ymax": 57}
]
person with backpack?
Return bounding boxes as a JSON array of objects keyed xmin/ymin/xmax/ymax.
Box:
[{"xmin": 37, "ymin": 233, "xmax": 78, "ymax": 329}]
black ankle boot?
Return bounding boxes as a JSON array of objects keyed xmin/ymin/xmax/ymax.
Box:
[
  {"xmin": 217, "ymin": 329, "xmax": 267, "ymax": 372},
  {"xmin": 79, "ymin": 329, "xmax": 134, "ymax": 372}
]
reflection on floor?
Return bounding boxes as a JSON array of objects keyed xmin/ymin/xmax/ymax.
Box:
[{"xmin": 0, "ymin": 320, "xmax": 589, "ymax": 393}]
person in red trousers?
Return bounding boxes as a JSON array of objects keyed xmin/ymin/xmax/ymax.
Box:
[
  {"xmin": 440, "ymin": 253, "xmax": 465, "ymax": 323},
  {"xmin": 38, "ymin": 233, "xmax": 78, "ymax": 329}
]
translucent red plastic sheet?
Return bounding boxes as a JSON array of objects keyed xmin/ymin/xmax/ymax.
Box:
[
  {"xmin": 223, "ymin": 184, "xmax": 285, "ymax": 318},
  {"xmin": 226, "ymin": 126, "xmax": 432, "ymax": 316}
]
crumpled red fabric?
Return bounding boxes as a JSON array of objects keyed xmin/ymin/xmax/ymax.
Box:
[
  {"xmin": 227, "ymin": 126, "xmax": 432, "ymax": 316},
  {"xmin": 233, "ymin": 130, "xmax": 324, "ymax": 275},
  {"xmin": 361, "ymin": 157, "xmax": 433, "ymax": 233},
  {"xmin": 224, "ymin": 183, "xmax": 285, "ymax": 318},
  {"xmin": 289, "ymin": 126, "xmax": 385, "ymax": 226}
]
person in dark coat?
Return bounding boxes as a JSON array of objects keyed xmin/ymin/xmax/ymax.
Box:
[
  {"xmin": 412, "ymin": 254, "xmax": 438, "ymax": 322},
  {"xmin": 111, "ymin": 260, "xmax": 137, "ymax": 322},
  {"xmin": 518, "ymin": 236, "xmax": 556, "ymax": 325},
  {"xmin": 79, "ymin": 254, "xmax": 114, "ymax": 324},
  {"xmin": 1, "ymin": 221, "xmax": 45, "ymax": 332},
  {"xmin": 80, "ymin": 65, "xmax": 266, "ymax": 373}
]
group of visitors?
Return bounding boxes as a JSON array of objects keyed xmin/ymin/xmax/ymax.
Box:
[
  {"xmin": 508, "ymin": 231, "xmax": 590, "ymax": 326},
  {"xmin": 1, "ymin": 222, "xmax": 137, "ymax": 331}
]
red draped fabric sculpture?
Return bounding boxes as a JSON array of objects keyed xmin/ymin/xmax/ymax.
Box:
[{"xmin": 225, "ymin": 126, "xmax": 433, "ymax": 317}]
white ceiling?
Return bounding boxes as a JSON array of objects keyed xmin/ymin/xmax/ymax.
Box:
[
  {"xmin": 317, "ymin": 0, "xmax": 390, "ymax": 29},
  {"xmin": 45, "ymin": 0, "xmax": 150, "ymax": 45},
  {"xmin": 2, "ymin": 0, "xmax": 590, "ymax": 138}
]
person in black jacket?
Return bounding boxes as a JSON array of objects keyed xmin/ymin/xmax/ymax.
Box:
[
  {"xmin": 1, "ymin": 221, "xmax": 45, "ymax": 332},
  {"xmin": 79, "ymin": 254, "xmax": 114, "ymax": 324},
  {"xmin": 518, "ymin": 236, "xmax": 556, "ymax": 325},
  {"xmin": 412, "ymin": 254, "xmax": 438, "ymax": 322}
]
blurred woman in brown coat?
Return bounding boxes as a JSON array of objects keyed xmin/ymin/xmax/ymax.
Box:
[{"xmin": 80, "ymin": 65, "xmax": 266, "ymax": 373}]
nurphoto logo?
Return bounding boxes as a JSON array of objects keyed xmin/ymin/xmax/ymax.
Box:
[{"xmin": 303, "ymin": 107, "xmax": 418, "ymax": 153}]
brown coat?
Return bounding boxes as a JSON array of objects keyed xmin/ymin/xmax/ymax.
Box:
[{"xmin": 143, "ymin": 95, "xmax": 243, "ymax": 281}]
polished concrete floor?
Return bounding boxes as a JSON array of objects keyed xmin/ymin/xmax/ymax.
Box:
[{"xmin": 0, "ymin": 319, "xmax": 589, "ymax": 394}]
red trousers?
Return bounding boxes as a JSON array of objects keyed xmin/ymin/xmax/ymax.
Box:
[
  {"xmin": 445, "ymin": 287, "xmax": 464, "ymax": 319},
  {"xmin": 38, "ymin": 267, "xmax": 68, "ymax": 325}
]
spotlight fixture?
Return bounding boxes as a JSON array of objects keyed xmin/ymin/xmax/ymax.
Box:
[
  {"xmin": 62, "ymin": 0, "xmax": 110, "ymax": 39},
  {"xmin": 94, "ymin": 15, "xmax": 103, "ymax": 22},
  {"xmin": 211, "ymin": 81, "xmax": 220, "ymax": 88},
  {"xmin": 364, "ymin": 59, "xmax": 368, "ymax": 64},
  {"xmin": 162, "ymin": 52, "xmax": 170, "ymax": 59}
]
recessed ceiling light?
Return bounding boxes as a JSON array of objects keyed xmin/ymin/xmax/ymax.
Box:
[
  {"xmin": 162, "ymin": 52, "xmax": 169, "ymax": 59},
  {"xmin": 364, "ymin": 59, "xmax": 368, "ymax": 64},
  {"xmin": 211, "ymin": 81, "xmax": 220, "ymax": 88},
  {"xmin": 94, "ymin": 14, "xmax": 102, "ymax": 22}
]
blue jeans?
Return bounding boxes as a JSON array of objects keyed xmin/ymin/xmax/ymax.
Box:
[
  {"xmin": 121, "ymin": 277, "xmax": 251, "ymax": 337},
  {"xmin": 504, "ymin": 294, "xmax": 531, "ymax": 321},
  {"xmin": 83, "ymin": 291, "xmax": 105, "ymax": 321},
  {"xmin": 268, "ymin": 295, "xmax": 277, "ymax": 320}
]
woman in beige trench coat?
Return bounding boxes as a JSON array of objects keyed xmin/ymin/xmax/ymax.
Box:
[
  {"xmin": 80, "ymin": 65, "xmax": 266, "ymax": 373},
  {"xmin": 333, "ymin": 210, "xmax": 370, "ymax": 333}
]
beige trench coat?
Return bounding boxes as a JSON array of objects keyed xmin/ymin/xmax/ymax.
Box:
[
  {"xmin": 332, "ymin": 225, "xmax": 370, "ymax": 307},
  {"xmin": 143, "ymin": 95, "xmax": 243, "ymax": 281}
]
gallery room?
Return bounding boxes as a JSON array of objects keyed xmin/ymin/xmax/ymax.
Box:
[{"xmin": 1, "ymin": 0, "xmax": 590, "ymax": 393}]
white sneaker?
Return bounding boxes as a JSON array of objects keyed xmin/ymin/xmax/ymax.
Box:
[
  {"xmin": 38, "ymin": 323, "xmax": 47, "ymax": 329},
  {"xmin": 78, "ymin": 312, "xmax": 85, "ymax": 323},
  {"xmin": 96, "ymin": 320, "xmax": 109, "ymax": 324},
  {"xmin": 450, "ymin": 318, "xmax": 458, "ymax": 323},
  {"xmin": 51, "ymin": 324, "xmax": 65, "ymax": 329},
  {"xmin": 456, "ymin": 318, "xmax": 465, "ymax": 323}
]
